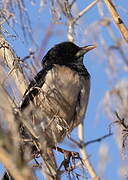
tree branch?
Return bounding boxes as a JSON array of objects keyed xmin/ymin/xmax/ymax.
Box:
[
  {"xmin": 104, "ymin": 0, "xmax": 128, "ymax": 42},
  {"xmin": 0, "ymin": 34, "xmax": 27, "ymax": 95},
  {"xmin": 78, "ymin": 123, "xmax": 100, "ymax": 180}
]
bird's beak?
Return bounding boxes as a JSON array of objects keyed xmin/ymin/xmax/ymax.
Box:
[
  {"xmin": 75, "ymin": 45, "xmax": 96, "ymax": 58},
  {"xmin": 81, "ymin": 45, "xmax": 96, "ymax": 53}
]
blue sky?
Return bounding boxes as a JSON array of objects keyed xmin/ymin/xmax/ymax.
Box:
[{"xmin": 1, "ymin": 0, "xmax": 128, "ymax": 179}]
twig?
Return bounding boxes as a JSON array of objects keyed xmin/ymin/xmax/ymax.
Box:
[
  {"xmin": 111, "ymin": 111, "xmax": 128, "ymax": 148},
  {"xmin": 114, "ymin": 111, "xmax": 128, "ymax": 129},
  {"xmin": 70, "ymin": 132, "xmax": 112, "ymax": 147},
  {"xmin": 40, "ymin": 148, "xmax": 59, "ymax": 180},
  {"xmin": 104, "ymin": 0, "xmax": 128, "ymax": 42},
  {"xmin": 109, "ymin": 45, "xmax": 128, "ymax": 65},
  {"xmin": 78, "ymin": 123, "xmax": 100, "ymax": 180},
  {"xmin": 73, "ymin": 0, "xmax": 99, "ymax": 23},
  {"xmin": 69, "ymin": 0, "xmax": 76, "ymax": 9},
  {"xmin": 58, "ymin": 0, "xmax": 99, "ymax": 42},
  {"xmin": 84, "ymin": 132, "xmax": 113, "ymax": 146}
]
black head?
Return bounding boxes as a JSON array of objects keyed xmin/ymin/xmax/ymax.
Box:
[{"xmin": 42, "ymin": 42, "xmax": 96, "ymax": 67}]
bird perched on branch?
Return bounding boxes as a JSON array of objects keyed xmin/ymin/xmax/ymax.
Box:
[{"xmin": 20, "ymin": 41, "xmax": 96, "ymax": 147}]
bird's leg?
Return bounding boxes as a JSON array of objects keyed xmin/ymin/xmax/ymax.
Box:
[{"xmin": 53, "ymin": 146, "xmax": 80, "ymax": 171}]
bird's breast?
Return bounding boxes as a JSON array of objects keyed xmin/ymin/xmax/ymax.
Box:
[{"xmin": 42, "ymin": 65, "xmax": 81, "ymax": 105}]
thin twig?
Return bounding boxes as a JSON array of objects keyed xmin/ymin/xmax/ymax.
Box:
[
  {"xmin": 114, "ymin": 111, "xmax": 128, "ymax": 129},
  {"xmin": 73, "ymin": 0, "xmax": 99, "ymax": 23},
  {"xmin": 110, "ymin": 111, "xmax": 128, "ymax": 148},
  {"xmin": 84, "ymin": 132, "xmax": 113, "ymax": 146},
  {"xmin": 69, "ymin": 132, "xmax": 112, "ymax": 147}
]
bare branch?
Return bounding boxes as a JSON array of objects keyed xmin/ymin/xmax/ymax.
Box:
[
  {"xmin": 73, "ymin": 0, "xmax": 99, "ymax": 23},
  {"xmin": 78, "ymin": 123, "xmax": 100, "ymax": 180},
  {"xmin": 70, "ymin": 131, "xmax": 112, "ymax": 147},
  {"xmin": 0, "ymin": 34, "xmax": 27, "ymax": 95},
  {"xmin": 84, "ymin": 132, "xmax": 113, "ymax": 146}
]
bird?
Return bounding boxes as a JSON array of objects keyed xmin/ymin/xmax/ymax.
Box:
[{"xmin": 20, "ymin": 41, "xmax": 96, "ymax": 148}]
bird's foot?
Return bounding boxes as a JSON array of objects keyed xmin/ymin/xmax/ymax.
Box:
[{"xmin": 53, "ymin": 146, "xmax": 81, "ymax": 171}]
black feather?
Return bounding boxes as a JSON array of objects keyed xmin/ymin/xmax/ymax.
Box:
[{"xmin": 20, "ymin": 65, "xmax": 53, "ymax": 110}]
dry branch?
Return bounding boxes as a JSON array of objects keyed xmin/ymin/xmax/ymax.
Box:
[
  {"xmin": 0, "ymin": 34, "xmax": 27, "ymax": 95},
  {"xmin": 0, "ymin": 147, "xmax": 35, "ymax": 180},
  {"xmin": 0, "ymin": 69, "xmax": 35, "ymax": 180},
  {"xmin": 104, "ymin": 0, "xmax": 128, "ymax": 42},
  {"xmin": 78, "ymin": 123, "xmax": 100, "ymax": 180}
]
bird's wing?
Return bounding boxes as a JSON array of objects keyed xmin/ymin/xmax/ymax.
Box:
[
  {"xmin": 72, "ymin": 77, "xmax": 90, "ymax": 128},
  {"xmin": 20, "ymin": 65, "xmax": 52, "ymax": 110}
]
